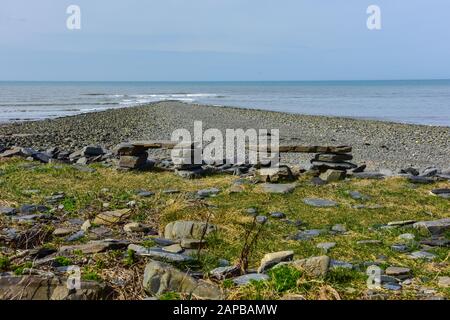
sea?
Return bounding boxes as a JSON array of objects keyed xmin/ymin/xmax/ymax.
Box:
[{"xmin": 0, "ymin": 80, "xmax": 449, "ymax": 126}]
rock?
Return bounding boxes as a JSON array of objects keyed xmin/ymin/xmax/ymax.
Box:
[
  {"xmin": 260, "ymin": 183, "xmax": 296, "ymax": 194},
  {"xmin": 398, "ymin": 233, "xmax": 415, "ymax": 241},
  {"xmin": 352, "ymin": 204, "xmax": 383, "ymax": 210},
  {"xmin": 383, "ymin": 283, "xmax": 402, "ymax": 291},
  {"xmin": 52, "ymin": 228, "xmax": 74, "ymax": 237},
  {"xmin": 0, "ymin": 275, "xmax": 108, "ymax": 300},
  {"xmin": 0, "ymin": 207, "xmax": 17, "ymax": 216},
  {"xmin": 128, "ymin": 244, "xmax": 193, "ymax": 263},
  {"xmin": 123, "ymin": 222, "xmax": 147, "ymax": 233},
  {"xmin": 387, "ymin": 220, "xmax": 416, "ymax": 227},
  {"xmin": 407, "ymin": 251, "xmax": 436, "ymax": 260},
  {"xmin": 309, "ymin": 177, "xmax": 327, "ymax": 186},
  {"xmin": 385, "ymin": 267, "xmax": 411, "ymax": 279},
  {"xmin": 430, "ymin": 188, "xmax": 450, "ymax": 199},
  {"xmin": 330, "ymin": 260, "xmax": 354, "ymax": 269},
  {"xmin": 347, "ymin": 191, "xmax": 370, "ymax": 200},
  {"xmin": 421, "ymin": 167, "xmax": 440, "ymax": 177},
  {"xmin": 72, "ymin": 164, "xmax": 96, "ymax": 173},
  {"xmin": 246, "ymin": 208, "xmax": 258, "ymax": 216},
  {"xmin": 400, "ymin": 167, "xmax": 420, "ymax": 176},
  {"xmin": 288, "ymin": 255, "xmax": 330, "ymax": 277},
  {"xmin": 315, "ymin": 153, "xmax": 353, "ymax": 162},
  {"xmin": 118, "ymin": 155, "xmax": 148, "ymax": 169},
  {"xmin": 256, "ymin": 166, "xmax": 295, "ymax": 183},
  {"xmin": 143, "ymin": 260, "xmax": 222, "ymax": 299},
  {"xmin": 93, "ymin": 209, "xmax": 131, "ymax": 225},
  {"xmin": 319, "ymin": 169, "xmax": 346, "ymax": 183},
  {"xmin": 293, "ymin": 229, "xmax": 325, "ymax": 241},
  {"xmin": 0, "ymin": 147, "xmax": 24, "ymax": 158},
  {"xmin": 420, "ymin": 238, "xmax": 450, "ymax": 247},
  {"xmin": 269, "ymin": 212, "xmax": 285, "ymax": 219},
  {"xmin": 81, "ymin": 220, "xmax": 91, "ymax": 232},
  {"xmin": 255, "ymin": 216, "xmax": 268, "ymax": 224},
  {"xmin": 19, "ymin": 204, "xmax": 49, "ymax": 215},
  {"xmin": 153, "ymin": 238, "xmax": 176, "ymax": 247},
  {"xmin": 281, "ymin": 293, "xmax": 306, "ymax": 300},
  {"xmin": 89, "ymin": 226, "xmax": 112, "ymax": 239},
  {"xmin": 316, "ymin": 242, "xmax": 336, "ymax": 252},
  {"xmin": 408, "ymin": 176, "xmax": 434, "ymax": 184},
  {"xmin": 82, "ymin": 145, "xmax": 105, "ymax": 157},
  {"xmin": 210, "ymin": 266, "xmax": 240, "ymax": 280},
  {"xmin": 197, "ymin": 188, "xmax": 220, "ymax": 198},
  {"xmin": 352, "ymin": 172, "xmax": 385, "ymax": 179},
  {"xmin": 258, "ymin": 251, "xmax": 294, "ymax": 273},
  {"xmin": 303, "ymin": 198, "xmax": 337, "ymax": 207},
  {"xmin": 136, "ymin": 191, "xmax": 155, "ymax": 198},
  {"xmin": 232, "ymin": 273, "xmax": 269, "ymax": 286},
  {"xmin": 60, "ymin": 239, "xmax": 129, "ymax": 254},
  {"xmin": 66, "ymin": 231, "xmax": 85, "ymax": 242},
  {"xmin": 331, "ymin": 224, "xmax": 347, "ymax": 233},
  {"xmin": 391, "ymin": 244, "xmax": 409, "ymax": 252},
  {"xmin": 413, "ymin": 218, "xmax": 450, "ymax": 235},
  {"xmin": 311, "ymin": 161, "xmax": 357, "ymax": 171},
  {"xmin": 162, "ymin": 189, "xmax": 180, "ymax": 194},
  {"xmin": 438, "ymin": 276, "xmax": 450, "ymax": 288},
  {"xmin": 164, "ymin": 220, "xmax": 216, "ymax": 240},
  {"xmin": 162, "ymin": 244, "xmax": 184, "ymax": 254},
  {"xmin": 175, "ymin": 168, "xmax": 209, "ymax": 179}
]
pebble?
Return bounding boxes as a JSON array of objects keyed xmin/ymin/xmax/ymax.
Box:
[
  {"xmin": 269, "ymin": 212, "xmax": 285, "ymax": 219},
  {"xmin": 407, "ymin": 251, "xmax": 436, "ymax": 260},
  {"xmin": 256, "ymin": 216, "xmax": 268, "ymax": 224}
]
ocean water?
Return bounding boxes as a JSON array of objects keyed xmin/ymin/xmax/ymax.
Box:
[{"xmin": 0, "ymin": 80, "xmax": 449, "ymax": 126}]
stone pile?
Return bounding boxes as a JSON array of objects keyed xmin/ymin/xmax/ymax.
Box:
[{"xmin": 309, "ymin": 146, "xmax": 357, "ymax": 182}]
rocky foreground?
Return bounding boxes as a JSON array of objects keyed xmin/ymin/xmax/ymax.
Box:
[
  {"xmin": 0, "ymin": 101, "xmax": 449, "ymax": 171},
  {"xmin": 0, "ymin": 141, "xmax": 449, "ymax": 300}
]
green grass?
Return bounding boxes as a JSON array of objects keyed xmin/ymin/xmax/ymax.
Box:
[{"xmin": 0, "ymin": 158, "xmax": 449, "ymax": 300}]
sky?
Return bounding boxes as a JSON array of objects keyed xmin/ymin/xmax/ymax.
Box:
[{"xmin": 1, "ymin": 0, "xmax": 449, "ymax": 81}]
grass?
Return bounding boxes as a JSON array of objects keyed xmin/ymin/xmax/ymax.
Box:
[{"xmin": 0, "ymin": 158, "xmax": 449, "ymax": 300}]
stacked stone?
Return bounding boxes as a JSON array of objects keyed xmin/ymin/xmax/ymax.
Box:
[
  {"xmin": 172, "ymin": 142, "xmax": 207, "ymax": 178},
  {"xmin": 115, "ymin": 143, "xmax": 149, "ymax": 170},
  {"xmin": 309, "ymin": 146, "xmax": 355, "ymax": 182}
]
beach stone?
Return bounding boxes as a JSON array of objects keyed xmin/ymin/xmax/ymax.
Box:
[
  {"xmin": 143, "ymin": 260, "xmax": 222, "ymax": 299},
  {"xmin": 260, "ymin": 183, "xmax": 296, "ymax": 194},
  {"xmin": 303, "ymin": 198, "xmax": 337, "ymax": 207},
  {"xmin": 164, "ymin": 220, "xmax": 217, "ymax": 240},
  {"xmin": 331, "ymin": 224, "xmax": 347, "ymax": 233},
  {"xmin": 430, "ymin": 188, "xmax": 450, "ymax": 198},
  {"xmin": 128, "ymin": 244, "xmax": 193, "ymax": 263},
  {"xmin": 438, "ymin": 276, "xmax": 450, "ymax": 288},
  {"xmin": 293, "ymin": 229, "xmax": 325, "ymax": 241},
  {"xmin": 398, "ymin": 233, "xmax": 415, "ymax": 241},
  {"xmin": 385, "ymin": 267, "xmax": 411, "ymax": 279},
  {"xmin": 352, "ymin": 172, "xmax": 385, "ymax": 179},
  {"xmin": 93, "ymin": 209, "xmax": 131, "ymax": 225},
  {"xmin": 413, "ymin": 218, "xmax": 450, "ymax": 235},
  {"xmin": 60, "ymin": 239, "xmax": 129, "ymax": 254},
  {"xmin": 162, "ymin": 244, "xmax": 184, "ymax": 254},
  {"xmin": 315, "ymin": 153, "xmax": 353, "ymax": 162},
  {"xmin": 319, "ymin": 169, "xmax": 345, "ymax": 183},
  {"xmin": 66, "ymin": 231, "xmax": 85, "ymax": 242},
  {"xmin": 270, "ymin": 211, "xmax": 286, "ymax": 219},
  {"xmin": 197, "ymin": 188, "xmax": 220, "ymax": 198},
  {"xmin": 289, "ymin": 255, "xmax": 330, "ymax": 277},
  {"xmin": 232, "ymin": 274, "xmax": 269, "ymax": 286},
  {"xmin": 52, "ymin": 228, "xmax": 74, "ymax": 237},
  {"xmin": 387, "ymin": 220, "xmax": 416, "ymax": 227},
  {"xmin": 408, "ymin": 176, "xmax": 434, "ymax": 184},
  {"xmin": 407, "ymin": 251, "xmax": 436, "ymax": 260},
  {"xmin": 391, "ymin": 244, "xmax": 410, "ymax": 252},
  {"xmin": 0, "ymin": 207, "xmax": 17, "ymax": 216},
  {"xmin": 258, "ymin": 251, "xmax": 294, "ymax": 273},
  {"xmin": 347, "ymin": 191, "xmax": 370, "ymax": 200},
  {"xmin": 0, "ymin": 275, "xmax": 108, "ymax": 300},
  {"xmin": 255, "ymin": 215, "xmax": 268, "ymax": 224},
  {"xmin": 210, "ymin": 266, "xmax": 241, "ymax": 280},
  {"xmin": 316, "ymin": 242, "xmax": 336, "ymax": 252}
]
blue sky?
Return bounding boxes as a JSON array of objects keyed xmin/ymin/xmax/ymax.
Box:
[{"xmin": 1, "ymin": 0, "xmax": 449, "ymax": 81}]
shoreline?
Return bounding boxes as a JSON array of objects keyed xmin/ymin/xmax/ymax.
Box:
[{"xmin": 0, "ymin": 101, "xmax": 449, "ymax": 171}]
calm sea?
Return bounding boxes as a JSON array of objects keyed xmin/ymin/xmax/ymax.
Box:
[{"xmin": 0, "ymin": 80, "xmax": 449, "ymax": 126}]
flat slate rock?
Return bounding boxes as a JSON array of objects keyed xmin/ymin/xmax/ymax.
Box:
[
  {"xmin": 303, "ymin": 198, "xmax": 338, "ymax": 207},
  {"xmin": 128, "ymin": 244, "xmax": 193, "ymax": 263},
  {"xmin": 347, "ymin": 191, "xmax": 370, "ymax": 200},
  {"xmin": 232, "ymin": 273, "xmax": 269, "ymax": 286},
  {"xmin": 315, "ymin": 153, "xmax": 353, "ymax": 162},
  {"xmin": 430, "ymin": 188, "xmax": 450, "ymax": 198},
  {"xmin": 408, "ymin": 176, "xmax": 435, "ymax": 184},
  {"xmin": 260, "ymin": 183, "xmax": 296, "ymax": 194},
  {"xmin": 413, "ymin": 218, "xmax": 450, "ymax": 235},
  {"xmin": 247, "ymin": 145, "xmax": 352, "ymax": 154},
  {"xmin": 0, "ymin": 207, "xmax": 17, "ymax": 216},
  {"xmin": 293, "ymin": 229, "xmax": 326, "ymax": 241},
  {"xmin": 407, "ymin": 251, "xmax": 436, "ymax": 260},
  {"xmin": 352, "ymin": 172, "xmax": 385, "ymax": 179},
  {"xmin": 311, "ymin": 161, "xmax": 357, "ymax": 170}
]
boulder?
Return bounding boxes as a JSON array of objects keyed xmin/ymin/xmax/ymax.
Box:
[
  {"xmin": 164, "ymin": 220, "xmax": 217, "ymax": 240},
  {"xmin": 143, "ymin": 260, "xmax": 223, "ymax": 299},
  {"xmin": 258, "ymin": 251, "xmax": 294, "ymax": 273},
  {"xmin": 287, "ymin": 255, "xmax": 330, "ymax": 277}
]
